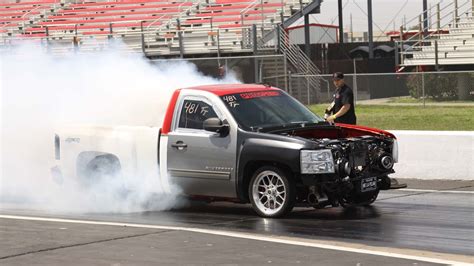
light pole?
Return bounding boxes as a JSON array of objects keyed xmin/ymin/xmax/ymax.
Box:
[
  {"xmin": 367, "ymin": 0, "xmax": 374, "ymax": 59},
  {"xmin": 338, "ymin": 0, "xmax": 344, "ymax": 43},
  {"xmin": 423, "ymin": 0, "xmax": 428, "ymax": 36}
]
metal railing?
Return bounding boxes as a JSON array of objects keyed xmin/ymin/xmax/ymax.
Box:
[
  {"xmin": 259, "ymin": 24, "xmax": 321, "ymax": 104},
  {"xmin": 147, "ymin": 0, "xmax": 200, "ymax": 31},
  {"xmin": 240, "ymin": 0, "xmax": 260, "ymax": 27},
  {"xmin": 398, "ymin": 0, "xmax": 473, "ymax": 66}
]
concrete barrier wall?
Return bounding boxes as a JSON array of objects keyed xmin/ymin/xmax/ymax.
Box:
[{"xmin": 389, "ymin": 130, "xmax": 474, "ymax": 180}]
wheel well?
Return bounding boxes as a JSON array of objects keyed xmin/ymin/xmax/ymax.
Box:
[
  {"xmin": 76, "ymin": 151, "xmax": 121, "ymax": 179},
  {"xmin": 241, "ymin": 161, "xmax": 295, "ymax": 202}
]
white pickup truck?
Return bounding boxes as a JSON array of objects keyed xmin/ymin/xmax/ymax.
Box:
[{"xmin": 52, "ymin": 84, "xmax": 402, "ymax": 217}]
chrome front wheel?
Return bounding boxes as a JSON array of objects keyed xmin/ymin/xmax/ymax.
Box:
[{"xmin": 249, "ymin": 166, "xmax": 295, "ymax": 218}]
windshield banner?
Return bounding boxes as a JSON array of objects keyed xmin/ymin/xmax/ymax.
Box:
[{"xmin": 240, "ymin": 91, "xmax": 281, "ymax": 99}]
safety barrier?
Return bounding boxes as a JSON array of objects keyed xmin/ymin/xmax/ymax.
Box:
[{"xmin": 390, "ymin": 130, "xmax": 474, "ymax": 180}]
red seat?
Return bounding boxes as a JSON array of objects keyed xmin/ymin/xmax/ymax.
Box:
[
  {"xmin": 218, "ymin": 23, "xmax": 243, "ymax": 29},
  {"xmin": 39, "ymin": 15, "xmax": 170, "ymax": 25},
  {"xmin": 197, "ymin": 9, "xmax": 276, "ymax": 17},
  {"xmin": 213, "ymin": 15, "xmax": 264, "ymax": 23},
  {"xmin": 0, "ymin": 23, "xmax": 18, "ymax": 28},
  {"xmin": 0, "ymin": 6, "xmax": 50, "ymax": 12},
  {"xmin": 0, "ymin": 0, "xmax": 57, "ymax": 7},
  {"xmin": 49, "ymin": 9, "xmax": 179, "ymax": 19},
  {"xmin": 70, "ymin": 0, "xmax": 169, "ymax": 8},
  {"xmin": 82, "ymin": 30, "xmax": 111, "ymax": 35},
  {"xmin": 243, "ymin": 9, "xmax": 277, "ymax": 15},
  {"xmin": 0, "ymin": 11, "xmax": 41, "ymax": 17},
  {"xmin": 26, "ymin": 25, "xmax": 109, "ymax": 31},
  {"xmin": 215, "ymin": 0, "xmax": 254, "ymax": 4},
  {"xmin": 205, "ymin": 3, "xmax": 283, "ymax": 11},
  {"xmin": 26, "ymin": 21, "xmax": 160, "ymax": 32},
  {"xmin": 58, "ymin": 3, "xmax": 192, "ymax": 14},
  {"xmin": 20, "ymin": 33, "xmax": 48, "ymax": 37},
  {"xmin": 25, "ymin": 27, "xmax": 47, "ymax": 32},
  {"xmin": 0, "ymin": 17, "xmax": 30, "ymax": 23},
  {"xmin": 197, "ymin": 11, "xmax": 241, "ymax": 17},
  {"xmin": 182, "ymin": 18, "xmax": 210, "ymax": 24},
  {"xmin": 184, "ymin": 15, "xmax": 264, "ymax": 24},
  {"xmin": 205, "ymin": 4, "xmax": 247, "ymax": 11}
]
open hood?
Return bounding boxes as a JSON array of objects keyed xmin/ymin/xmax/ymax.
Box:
[{"xmin": 270, "ymin": 123, "xmax": 395, "ymax": 140}]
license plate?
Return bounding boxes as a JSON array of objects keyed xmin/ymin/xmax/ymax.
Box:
[{"xmin": 361, "ymin": 177, "xmax": 377, "ymax": 192}]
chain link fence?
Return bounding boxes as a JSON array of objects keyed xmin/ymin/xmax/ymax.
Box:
[
  {"xmin": 288, "ymin": 71, "xmax": 474, "ymax": 105},
  {"xmin": 131, "ymin": 54, "xmax": 473, "ymax": 105}
]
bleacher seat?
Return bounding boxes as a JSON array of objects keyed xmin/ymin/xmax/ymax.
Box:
[
  {"xmin": 402, "ymin": 8, "xmax": 474, "ymax": 66},
  {"xmin": 0, "ymin": 0, "xmax": 310, "ymax": 55}
]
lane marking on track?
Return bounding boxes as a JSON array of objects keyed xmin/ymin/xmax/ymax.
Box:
[
  {"xmin": 398, "ymin": 188, "xmax": 474, "ymax": 194},
  {"xmin": 0, "ymin": 214, "xmax": 471, "ymax": 265},
  {"xmin": 389, "ymin": 130, "xmax": 474, "ymax": 136}
]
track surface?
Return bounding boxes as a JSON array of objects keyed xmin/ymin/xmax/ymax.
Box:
[{"xmin": 1, "ymin": 180, "xmax": 473, "ymax": 265}]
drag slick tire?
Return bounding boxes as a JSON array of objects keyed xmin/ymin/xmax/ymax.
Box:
[
  {"xmin": 84, "ymin": 155, "xmax": 121, "ymax": 182},
  {"xmin": 249, "ymin": 166, "xmax": 296, "ymax": 218},
  {"xmin": 339, "ymin": 189, "xmax": 379, "ymax": 208}
]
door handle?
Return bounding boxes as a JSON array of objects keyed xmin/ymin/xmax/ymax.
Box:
[{"xmin": 171, "ymin": 141, "xmax": 188, "ymax": 150}]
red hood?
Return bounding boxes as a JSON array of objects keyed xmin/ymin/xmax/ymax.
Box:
[
  {"xmin": 336, "ymin": 123, "xmax": 396, "ymax": 139},
  {"xmin": 289, "ymin": 123, "xmax": 396, "ymax": 140}
]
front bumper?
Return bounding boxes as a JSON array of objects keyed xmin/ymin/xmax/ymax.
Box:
[{"xmin": 300, "ymin": 174, "xmax": 406, "ymax": 191}]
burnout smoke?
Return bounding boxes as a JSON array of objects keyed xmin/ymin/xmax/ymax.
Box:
[{"xmin": 0, "ymin": 42, "xmax": 239, "ymax": 213}]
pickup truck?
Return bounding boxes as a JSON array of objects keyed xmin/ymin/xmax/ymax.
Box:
[{"xmin": 52, "ymin": 84, "xmax": 403, "ymax": 217}]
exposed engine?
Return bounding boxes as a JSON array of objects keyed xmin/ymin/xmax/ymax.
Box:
[
  {"xmin": 316, "ymin": 136, "xmax": 396, "ymax": 179},
  {"xmin": 284, "ymin": 132, "xmax": 397, "ymax": 208}
]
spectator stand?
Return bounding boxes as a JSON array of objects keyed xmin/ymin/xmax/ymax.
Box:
[
  {"xmin": 398, "ymin": 0, "xmax": 474, "ymax": 67},
  {"xmin": 1, "ymin": 0, "xmax": 313, "ymax": 56}
]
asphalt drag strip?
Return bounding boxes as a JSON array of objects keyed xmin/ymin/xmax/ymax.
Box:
[
  {"xmin": 1, "ymin": 179, "xmax": 473, "ymax": 265},
  {"xmin": 0, "ymin": 217, "xmax": 464, "ymax": 266}
]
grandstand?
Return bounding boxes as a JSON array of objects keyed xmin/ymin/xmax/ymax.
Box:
[
  {"xmin": 399, "ymin": 0, "xmax": 474, "ymax": 67},
  {"xmin": 1, "ymin": 0, "xmax": 326, "ymax": 103},
  {"xmin": 0, "ymin": 0, "xmax": 318, "ymax": 55}
]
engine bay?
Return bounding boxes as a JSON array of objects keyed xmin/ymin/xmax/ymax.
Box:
[{"xmin": 316, "ymin": 136, "xmax": 396, "ymax": 177}]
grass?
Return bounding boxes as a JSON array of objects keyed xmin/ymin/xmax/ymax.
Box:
[
  {"xmin": 308, "ymin": 104, "xmax": 474, "ymax": 131},
  {"xmin": 387, "ymin": 96, "xmax": 473, "ymax": 104}
]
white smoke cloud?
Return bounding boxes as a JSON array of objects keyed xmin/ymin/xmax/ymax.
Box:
[{"xmin": 0, "ymin": 41, "xmax": 239, "ymax": 213}]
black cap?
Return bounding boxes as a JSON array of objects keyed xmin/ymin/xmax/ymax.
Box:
[{"xmin": 333, "ymin": 72, "xmax": 344, "ymax": 80}]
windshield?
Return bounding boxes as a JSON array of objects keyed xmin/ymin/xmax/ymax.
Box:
[{"xmin": 221, "ymin": 90, "xmax": 325, "ymax": 131}]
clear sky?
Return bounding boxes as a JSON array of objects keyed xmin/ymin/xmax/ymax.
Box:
[{"xmin": 313, "ymin": 0, "xmax": 472, "ymax": 32}]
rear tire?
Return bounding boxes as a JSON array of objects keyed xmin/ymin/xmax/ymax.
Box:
[
  {"xmin": 248, "ymin": 166, "xmax": 296, "ymax": 218},
  {"xmin": 84, "ymin": 155, "xmax": 121, "ymax": 183},
  {"xmin": 82, "ymin": 155, "xmax": 130, "ymax": 199}
]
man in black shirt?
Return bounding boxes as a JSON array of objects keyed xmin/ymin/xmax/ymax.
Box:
[{"xmin": 325, "ymin": 72, "xmax": 357, "ymax": 125}]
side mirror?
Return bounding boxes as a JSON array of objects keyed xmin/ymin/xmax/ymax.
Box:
[{"xmin": 203, "ymin": 118, "xmax": 229, "ymax": 136}]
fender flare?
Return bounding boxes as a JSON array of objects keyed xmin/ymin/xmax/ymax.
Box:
[{"xmin": 236, "ymin": 138, "xmax": 304, "ymax": 202}]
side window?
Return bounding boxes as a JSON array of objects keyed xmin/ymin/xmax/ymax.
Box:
[{"xmin": 178, "ymin": 99, "xmax": 218, "ymax": 130}]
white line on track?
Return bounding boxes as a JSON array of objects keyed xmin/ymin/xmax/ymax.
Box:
[
  {"xmin": 0, "ymin": 214, "xmax": 470, "ymax": 265},
  {"xmin": 389, "ymin": 130, "xmax": 474, "ymax": 136},
  {"xmin": 398, "ymin": 188, "xmax": 474, "ymax": 194}
]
